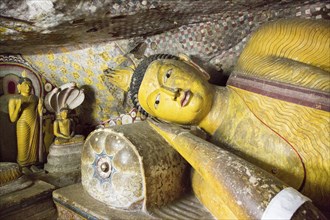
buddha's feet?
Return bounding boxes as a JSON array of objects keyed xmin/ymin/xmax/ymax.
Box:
[
  {"xmin": 0, "ymin": 162, "xmax": 21, "ymax": 186},
  {"xmin": 0, "ymin": 162, "xmax": 32, "ymax": 196}
]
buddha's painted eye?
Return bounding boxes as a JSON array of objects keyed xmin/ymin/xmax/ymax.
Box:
[
  {"xmin": 163, "ymin": 69, "xmax": 173, "ymax": 83},
  {"xmin": 154, "ymin": 94, "xmax": 160, "ymax": 109}
]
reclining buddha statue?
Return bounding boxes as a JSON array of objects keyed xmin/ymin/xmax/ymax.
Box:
[{"xmin": 83, "ymin": 18, "xmax": 329, "ymax": 219}]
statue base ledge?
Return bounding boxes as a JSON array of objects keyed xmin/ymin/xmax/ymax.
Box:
[
  {"xmin": 53, "ymin": 184, "xmax": 214, "ymax": 220},
  {"xmin": 0, "ymin": 180, "xmax": 56, "ymax": 219},
  {"xmin": 0, "ymin": 175, "xmax": 33, "ymax": 197},
  {"xmin": 29, "ymin": 170, "xmax": 81, "ymax": 188}
]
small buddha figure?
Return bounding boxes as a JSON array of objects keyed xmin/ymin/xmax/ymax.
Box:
[
  {"xmin": 44, "ymin": 82, "xmax": 85, "ymax": 145},
  {"xmin": 107, "ymin": 18, "xmax": 330, "ymax": 214},
  {"xmin": 53, "ymin": 107, "xmax": 75, "ymax": 145},
  {"xmin": 8, "ymin": 73, "xmax": 43, "ymax": 167},
  {"xmin": 44, "ymin": 83, "xmax": 85, "ymax": 174}
]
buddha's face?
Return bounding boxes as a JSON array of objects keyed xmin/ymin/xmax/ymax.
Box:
[
  {"xmin": 60, "ymin": 110, "xmax": 68, "ymax": 119},
  {"xmin": 18, "ymin": 81, "xmax": 32, "ymax": 95},
  {"xmin": 138, "ymin": 59, "xmax": 214, "ymax": 124}
]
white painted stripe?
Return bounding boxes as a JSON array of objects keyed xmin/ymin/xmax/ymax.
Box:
[{"xmin": 262, "ymin": 187, "xmax": 311, "ymax": 220}]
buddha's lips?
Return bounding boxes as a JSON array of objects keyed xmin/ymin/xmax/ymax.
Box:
[{"xmin": 181, "ymin": 90, "xmax": 191, "ymax": 107}]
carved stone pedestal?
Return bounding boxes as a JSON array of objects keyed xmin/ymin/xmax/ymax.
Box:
[{"xmin": 44, "ymin": 137, "xmax": 84, "ymax": 173}]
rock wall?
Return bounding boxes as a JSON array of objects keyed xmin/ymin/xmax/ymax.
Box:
[{"xmin": 0, "ymin": 0, "xmax": 329, "ymax": 128}]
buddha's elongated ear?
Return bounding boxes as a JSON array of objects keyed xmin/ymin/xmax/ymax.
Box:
[
  {"xmin": 178, "ymin": 53, "xmax": 210, "ymax": 81},
  {"xmin": 104, "ymin": 55, "xmax": 136, "ymax": 92},
  {"xmin": 104, "ymin": 66, "xmax": 134, "ymax": 92}
]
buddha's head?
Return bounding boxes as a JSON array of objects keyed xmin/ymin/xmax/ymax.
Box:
[
  {"xmin": 17, "ymin": 77, "xmax": 33, "ymax": 96},
  {"xmin": 60, "ymin": 109, "xmax": 68, "ymax": 119},
  {"xmin": 130, "ymin": 54, "xmax": 214, "ymax": 125},
  {"xmin": 58, "ymin": 106, "xmax": 69, "ymax": 119}
]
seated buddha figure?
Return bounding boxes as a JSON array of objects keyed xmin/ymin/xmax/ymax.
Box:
[
  {"xmin": 108, "ymin": 18, "xmax": 329, "ymax": 214},
  {"xmin": 44, "ymin": 83, "xmax": 85, "ymax": 146},
  {"xmin": 53, "ymin": 107, "xmax": 74, "ymax": 145},
  {"xmin": 53, "ymin": 107, "xmax": 84, "ymax": 145}
]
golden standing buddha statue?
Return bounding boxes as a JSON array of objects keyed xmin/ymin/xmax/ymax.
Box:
[{"xmin": 8, "ymin": 73, "xmax": 43, "ymax": 167}]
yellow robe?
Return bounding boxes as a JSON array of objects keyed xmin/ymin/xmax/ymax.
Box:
[{"xmin": 14, "ymin": 94, "xmax": 39, "ymax": 166}]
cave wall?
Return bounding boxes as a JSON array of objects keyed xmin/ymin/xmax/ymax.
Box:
[
  {"xmin": 0, "ymin": 0, "xmax": 329, "ymax": 129},
  {"xmin": 22, "ymin": 41, "xmax": 129, "ymax": 124}
]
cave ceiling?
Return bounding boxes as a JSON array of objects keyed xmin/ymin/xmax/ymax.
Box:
[{"xmin": 1, "ymin": 0, "xmax": 329, "ymax": 54}]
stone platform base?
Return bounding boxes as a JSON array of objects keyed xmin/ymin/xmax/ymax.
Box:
[
  {"xmin": 53, "ymin": 184, "xmax": 214, "ymax": 220},
  {"xmin": 0, "ymin": 180, "xmax": 56, "ymax": 220},
  {"xmin": 29, "ymin": 169, "xmax": 81, "ymax": 188},
  {"xmin": 44, "ymin": 138, "xmax": 83, "ymax": 173}
]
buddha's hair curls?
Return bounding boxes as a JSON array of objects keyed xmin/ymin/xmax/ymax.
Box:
[{"xmin": 129, "ymin": 54, "xmax": 179, "ymax": 117}]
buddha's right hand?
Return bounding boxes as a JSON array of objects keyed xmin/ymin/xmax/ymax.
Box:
[
  {"xmin": 8, "ymin": 98, "xmax": 22, "ymax": 122},
  {"xmin": 16, "ymin": 98, "xmax": 22, "ymax": 106},
  {"xmin": 12, "ymin": 98, "xmax": 22, "ymax": 110}
]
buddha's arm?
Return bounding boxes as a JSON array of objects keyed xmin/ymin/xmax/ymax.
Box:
[
  {"xmin": 149, "ymin": 120, "xmax": 325, "ymax": 219},
  {"xmin": 8, "ymin": 98, "xmax": 21, "ymax": 123}
]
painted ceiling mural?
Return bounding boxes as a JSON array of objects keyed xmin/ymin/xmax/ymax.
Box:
[{"xmin": 0, "ymin": 0, "xmax": 329, "ymax": 128}]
